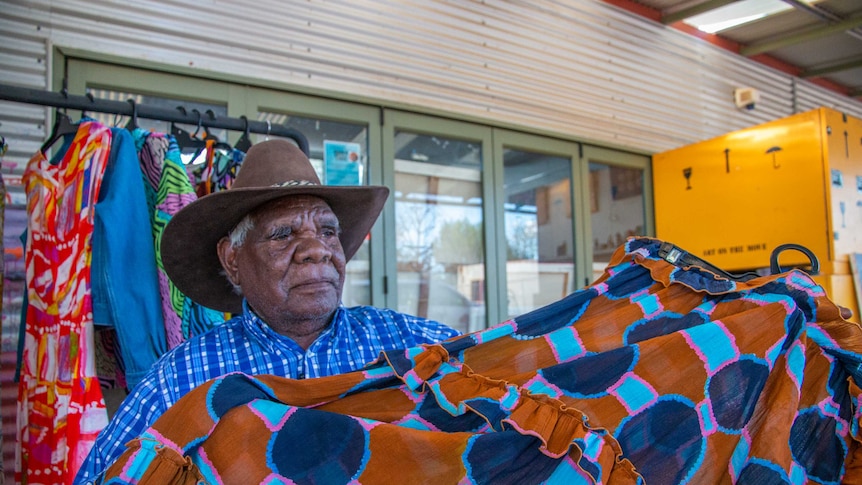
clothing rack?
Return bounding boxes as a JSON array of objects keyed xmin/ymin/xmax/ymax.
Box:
[{"xmin": 0, "ymin": 82, "xmax": 309, "ymax": 155}]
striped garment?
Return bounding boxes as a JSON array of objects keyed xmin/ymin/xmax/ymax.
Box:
[
  {"xmin": 134, "ymin": 130, "xmax": 224, "ymax": 348},
  {"xmin": 73, "ymin": 302, "xmax": 460, "ymax": 485}
]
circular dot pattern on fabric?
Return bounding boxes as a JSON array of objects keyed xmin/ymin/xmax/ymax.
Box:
[
  {"xmin": 466, "ymin": 432, "xmax": 564, "ymax": 484},
  {"xmin": 709, "ymin": 359, "xmax": 769, "ymax": 431},
  {"xmin": 790, "ymin": 410, "xmax": 844, "ymax": 483},
  {"xmin": 616, "ymin": 398, "xmax": 704, "ymax": 485},
  {"xmin": 270, "ymin": 408, "xmax": 367, "ymax": 483},
  {"xmin": 541, "ymin": 345, "xmax": 636, "ymax": 397}
]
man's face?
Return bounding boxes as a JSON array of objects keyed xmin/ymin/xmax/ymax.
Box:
[{"xmin": 218, "ymin": 195, "xmax": 346, "ymax": 329}]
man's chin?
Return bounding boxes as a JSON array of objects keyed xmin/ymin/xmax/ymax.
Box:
[{"xmin": 287, "ymin": 297, "xmax": 340, "ymax": 320}]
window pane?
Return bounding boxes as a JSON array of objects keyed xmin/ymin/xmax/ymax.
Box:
[
  {"xmin": 589, "ymin": 163, "xmax": 646, "ymax": 281},
  {"xmin": 394, "ymin": 131, "xmax": 484, "ymax": 333},
  {"xmin": 503, "ymin": 149, "xmax": 574, "ymax": 319}
]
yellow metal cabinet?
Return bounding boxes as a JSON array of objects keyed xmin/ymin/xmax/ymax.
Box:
[{"xmin": 653, "ymin": 107, "xmax": 862, "ymax": 321}]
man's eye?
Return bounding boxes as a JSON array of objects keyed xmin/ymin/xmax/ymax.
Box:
[
  {"xmin": 321, "ymin": 226, "xmax": 340, "ymax": 238},
  {"xmin": 270, "ymin": 228, "xmax": 292, "ymax": 240}
]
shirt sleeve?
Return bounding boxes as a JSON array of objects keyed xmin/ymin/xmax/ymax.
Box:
[
  {"xmin": 72, "ymin": 368, "xmax": 173, "ymax": 484},
  {"xmin": 381, "ymin": 308, "xmax": 463, "ymax": 344}
]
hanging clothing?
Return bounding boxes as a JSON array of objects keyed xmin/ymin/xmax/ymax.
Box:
[
  {"xmin": 90, "ymin": 127, "xmax": 166, "ymax": 389},
  {"xmin": 192, "ymin": 145, "xmax": 243, "ymax": 197},
  {"xmin": 17, "ymin": 121, "xmax": 111, "ymax": 485},
  {"xmin": 100, "ymin": 237, "xmax": 862, "ymax": 484},
  {"xmin": 135, "ymin": 130, "xmax": 224, "ymax": 348},
  {"xmin": 0, "ymin": 172, "xmax": 4, "ymax": 482}
]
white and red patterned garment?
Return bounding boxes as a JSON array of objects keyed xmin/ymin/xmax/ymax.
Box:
[{"xmin": 17, "ymin": 121, "xmax": 111, "ymax": 484}]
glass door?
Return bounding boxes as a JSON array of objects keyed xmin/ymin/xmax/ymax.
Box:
[
  {"xmin": 495, "ymin": 131, "xmax": 583, "ymax": 320},
  {"xmin": 382, "ymin": 111, "xmax": 493, "ymax": 333},
  {"xmin": 580, "ymin": 145, "xmax": 653, "ymax": 283}
]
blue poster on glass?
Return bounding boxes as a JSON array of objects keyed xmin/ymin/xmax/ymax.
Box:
[{"xmin": 324, "ymin": 140, "xmax": 361, "ymax": 186}]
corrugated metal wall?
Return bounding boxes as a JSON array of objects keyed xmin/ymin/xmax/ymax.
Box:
[{"xmin": 2, "ymin": 0, "xmax": 861, "ymax": 161}]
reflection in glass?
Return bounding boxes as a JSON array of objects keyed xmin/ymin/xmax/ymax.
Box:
[
  {"xmin": 258, "ymin": 113, "xmax": 368, "ymax": 187},
  {"xmin": 394, "ymin": 131, "xmax": 485, "ymax": 333},
  {"xmin": 588, "ymin": 163, "xmax": 645, "ymax": 281},
  {"xmin": 503, "ymin": 149, "xmax": 574, "ymax": 319}
]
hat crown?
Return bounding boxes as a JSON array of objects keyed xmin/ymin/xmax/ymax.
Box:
[{"xmin": 233, "ymin": 139, "xmax": 321, "ymax": 189}]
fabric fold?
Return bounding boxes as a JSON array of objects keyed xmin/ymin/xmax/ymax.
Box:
[{"xmin": 104, "ymin": 439, "xmax": 203, "ymax": 485}]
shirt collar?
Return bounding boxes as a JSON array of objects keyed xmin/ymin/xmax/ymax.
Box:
[{"xmin": 239, "ymin": 299, "xmax": 345, "ymax": 352}]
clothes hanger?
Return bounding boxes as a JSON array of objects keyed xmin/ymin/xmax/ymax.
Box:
[
  {"xmin": 171, "ymin": 107, "xmax": 208, "ymax": 151},
  {"xmin": 125, "ymin": 98, "xmax": 139, "ymax": 131},
  {"xmin": 80, "ymin": 92, "xmax": 95, "ymax": 118},
  {"xmin": 39, "ymin": 109, "xmax": 79, "ymax": 157},
  {"xmin": 234, "ymin": 115, "xmax": 253, "ymax": 153},
  {"xmin": 203, "ymin": 109, "xmax": 233, "ymax": 152},
  {"xmin": 39, "ymin": 84, "xmax": 80, "ymax": 156}
]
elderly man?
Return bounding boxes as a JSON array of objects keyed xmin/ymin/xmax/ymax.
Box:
[{"xmin": 74, "ymin": 139, "xmax": 460, "ymax": 484}]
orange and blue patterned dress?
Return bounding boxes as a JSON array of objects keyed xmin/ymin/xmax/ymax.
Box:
[
  {"xmin": 102, "ymin": 237, "xmax": 862, "ymax": 484},
  {"xmin": 18, "ymin": 121, "xmax": 111, "ymax": 484}
]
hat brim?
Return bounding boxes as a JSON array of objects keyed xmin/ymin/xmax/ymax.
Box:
[{"xmin": 161, "ymin": 184, "xmax": 389, "ymax": 313}]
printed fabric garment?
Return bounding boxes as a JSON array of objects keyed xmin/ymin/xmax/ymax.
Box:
[
  {"xmin": 0, "ymin": 171, "xmax": 4, "ymax": 481},
  {"xmin": 0, "ymin": 170, "xmax": 5, "ymax": 305},
  {"xmin": 134, "ymin": 130, "xmax": 224, "ymax": 348},
  {"xmin": 101, "ymin": 237, "xmax": 862, "ymax": 485},
  {"xmin": 18, "ymin": 121, "xmax": 111, "ymax": 485},
  {"xmin": 73, "ymin": 302, "xmax": 461, "ymax": 485},
  {"xmin": 90, "ymin": 127, "xmax": 166, "ymax": 389},
  {"xmin": 192, "ymin": 146, "xmax": 243, "ymax": 197}
]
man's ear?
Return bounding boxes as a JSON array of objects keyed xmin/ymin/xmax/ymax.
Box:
[{"xmin": 217, "ymin": 236, "xmax": 240, "ymax": 286}]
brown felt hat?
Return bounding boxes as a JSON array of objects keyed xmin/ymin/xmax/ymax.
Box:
[{"xmin": 160, "ymin": 139, "xmax": 389, "ymax": 313}]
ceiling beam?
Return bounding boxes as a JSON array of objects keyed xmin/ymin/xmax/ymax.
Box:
[
  {"xmin": 661, "ymin": 0, "xmax": 740, "ymax": 25},
  {"xmin": 782, "ymin": 0, "xmax": 862, "ymax": 42},
  {"xmin": 801, "ymin": 56, "xmax": 862, "ymax": 78},
  {"xmin": 740, "ymin": 16, "xmax": 862, "ymax": 56},
  {"xmin": 782, "ymin": 0, "xmax": 840, "ymax": 22}
]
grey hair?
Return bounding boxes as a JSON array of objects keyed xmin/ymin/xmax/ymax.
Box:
[
  {"xmin": 228, "ymin": 214, "xmax": 255, "ymax": 249},
  {"xmin": 221, "ymin": 214, "xmax": 256, "ymax": 296}
]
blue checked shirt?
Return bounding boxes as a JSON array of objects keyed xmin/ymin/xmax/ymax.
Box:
[{"xmin": 74, "ymin": 300, "xmax": 460, "ymax": 485}]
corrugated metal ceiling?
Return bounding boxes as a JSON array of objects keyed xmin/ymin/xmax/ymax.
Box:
[{"xmin": 622, "ymin": 0, "xmax": 862, "ymax": 98}]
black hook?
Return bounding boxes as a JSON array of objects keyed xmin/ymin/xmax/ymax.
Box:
[
  {"xmin": 191, "ymin": 109, "xmax": 203, "ymax": 138},
  {"xmin": 125, "ymin": 98, "xmax": 138, "ymax": 131},
  {"xmin": 59, "ymin": 83, "xmax": 69, "ymax": 115},
  {"xmin": 769, "ymin": 243, "xmax": 820, "ymax": 276},
  {"xmin": 172, "ymin": 106, "xmax": 186, "ymax": 130},
  {"xmin": 82, "ymin": 91, "xmax": 95, "ymax": 118},
  {"xmin": 235, "ymin": 115, "xmax": 253, "ymax": 152}
]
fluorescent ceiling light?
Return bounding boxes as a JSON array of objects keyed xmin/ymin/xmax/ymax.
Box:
[{"xmin": 685, "ymin": 0, "xmax": 797, "ymax": 33}]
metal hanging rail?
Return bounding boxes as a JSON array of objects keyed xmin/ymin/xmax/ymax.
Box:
[{"xmin": 0, "ymin": 83, "xmax": 310, "ymax": 156}]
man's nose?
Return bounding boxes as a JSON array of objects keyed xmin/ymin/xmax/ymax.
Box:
[{"xmin": 294, "ymin": 236, "xmax": 332, "ymax": 263}]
